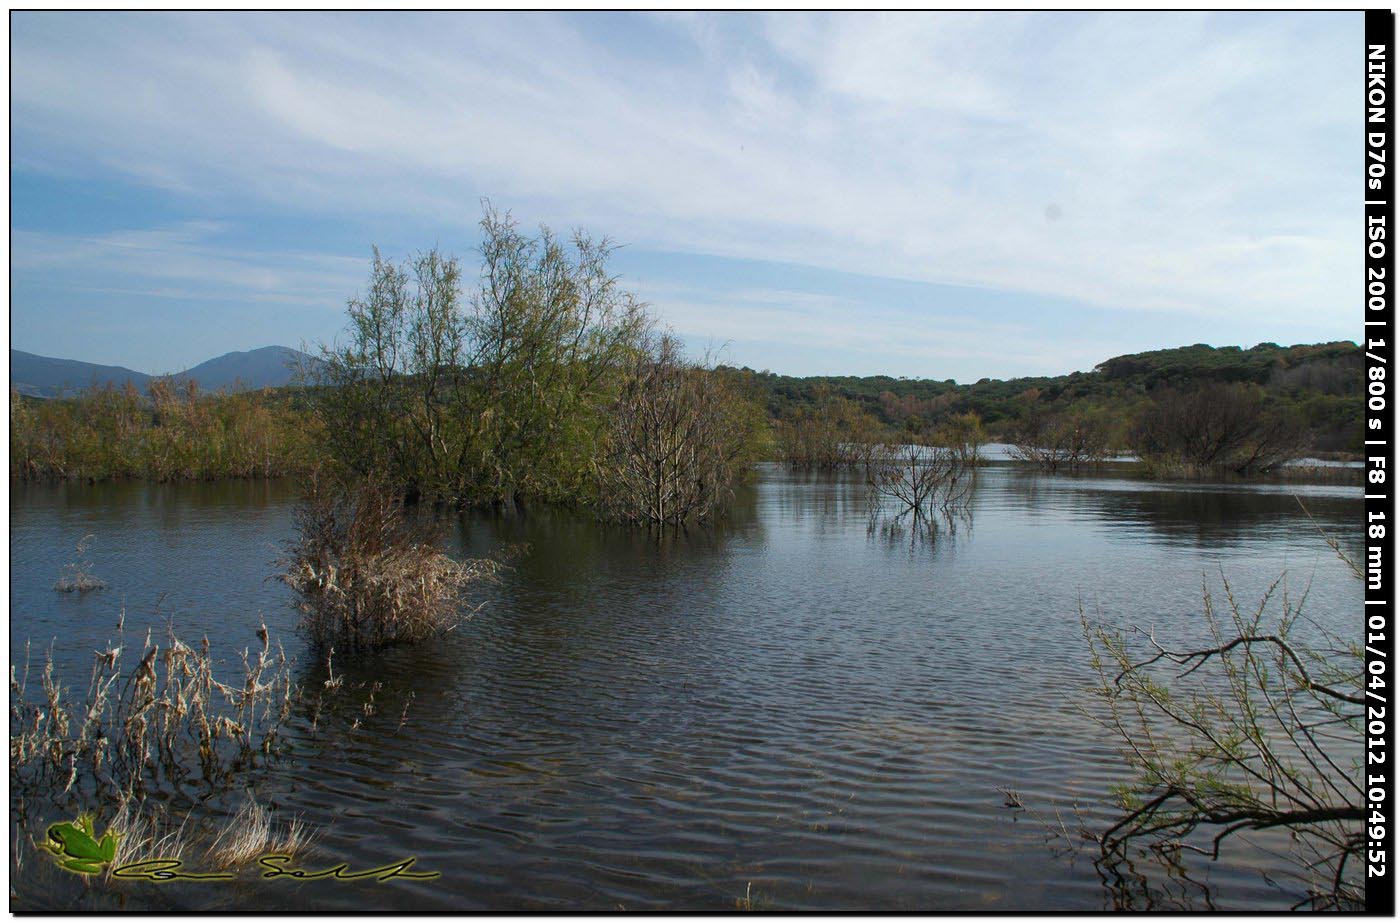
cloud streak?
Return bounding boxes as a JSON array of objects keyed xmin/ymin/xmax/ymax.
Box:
[{"xmin": 12, "ymin": 224, "xmax": 362, "ymax": 307}]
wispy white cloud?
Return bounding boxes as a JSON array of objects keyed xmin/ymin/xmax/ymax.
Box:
[{"xmin": 12, "ymin": 224, "xmax": 361, "ymax": 307}]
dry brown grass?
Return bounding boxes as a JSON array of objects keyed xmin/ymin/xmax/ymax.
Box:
[
  {"xmin": 104, "ymin": 797, "xmax": 197, "ymax": 871},
  {"xmin": 204, "ymin": 797, "xmax": 313, "ymax": 869},
  {"xmin": 10, "ymin": 612, "xmax": 317, "ymax": 908},
  {"xmin": 279, "ymin": 478, "xmax": 500, "ymax": 653}
]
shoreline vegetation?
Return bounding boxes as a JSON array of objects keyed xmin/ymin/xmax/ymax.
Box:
[
  {"xmin": 10, "ymin": 321, "xmax": 1363, "ymax": 498},
  {"xmin": 10, "ymin": 380, "xmax": 318, "ymax": 483},
  {"xmin": 8, "ymin": 348, "xmax": 1364, "ymax": 490},
  {"xmin": 8, "ymin": 382, "xmax": 1360, "ymax": 490}
]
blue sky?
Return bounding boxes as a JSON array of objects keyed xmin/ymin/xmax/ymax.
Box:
[{"xmin": 10, "ymin": 11, "xmax": 1360, "ymax": 380}]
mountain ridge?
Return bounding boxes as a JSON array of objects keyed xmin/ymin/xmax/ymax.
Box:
[{"xmin": 10, "ymin": 345, "xmax": 314, "ymax": 398}]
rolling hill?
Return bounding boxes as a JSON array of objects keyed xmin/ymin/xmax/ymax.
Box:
[
  {"xmin": 172, "ymin": 346, "xmax": 312, "ymax": 392},
  {"xmin": 10, "ymin": 346, "xmax": 314, "ymax": 397}
]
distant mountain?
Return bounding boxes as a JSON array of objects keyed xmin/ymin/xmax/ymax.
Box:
[
  {"xmin": 10, "ymin": 350, "xmax": 151, "ymax": 398},
  {"xmin": 172, "ymin": 346, "xmax": 312, "ymax": 392},
  {"xmin": 10, "ymin": 346, "xmax": 315, "ymax": 398}
]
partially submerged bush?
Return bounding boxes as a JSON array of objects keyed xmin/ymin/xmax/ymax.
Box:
[
  {"xmin": 1009, "ymin": 408, "xmax": 1110, "ymax": 472},
  {"xmin": 866, "ymin": 442, "xmax": 974, "ymax": 520},
  {"xmin": 280, "ymin": 479, "xmax": 500, "ymax": 653},
  {"xmin": 776, "ymin": 386, "xmax": 882, "ymax": 469},
  {"xmin": 52, "ymin": 534, "xmax": 106, "ymax": 593},
  {"xmin": 935, "ymin": 411, "xmax": 986, "ymax": 467},
  {"xmin": 1129, "ymin": 383, "xmax": 1302, "ymax": 476},
  {"xmin": 596, "ymin": 333, "xmax": 764, "ymax": 526},
  {"xmin": 306, "ymin": 204, "xmax": 649, "ymax": 508}
]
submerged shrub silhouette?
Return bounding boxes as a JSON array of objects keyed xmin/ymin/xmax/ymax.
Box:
[
  {"xmin": 1128, "ymin": 383, "xmax": 1302, "ymax": 476},
  {"xmin": 280, "ymin": 479, "xmax": 500, "ymax": 653},
  {"xmin": 1008, "ymin": 408, "xmax": 1110, "ymax": 472}
]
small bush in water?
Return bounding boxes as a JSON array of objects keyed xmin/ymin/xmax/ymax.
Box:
[{"xmin": 280, "ymin": 478, "xmax": 500, "ymax": 653}]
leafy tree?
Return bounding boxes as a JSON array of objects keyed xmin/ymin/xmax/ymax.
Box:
[
  {"xmin": 306, "ymin": 203, "xmax": 647, "ymax": 507},
  {"xmin": 464, "ymin": 205, "xmax": 648, "ymax": 507},
  {"xmin": 305, "ymin": 247, "xmax": 467, "ymax": 500}
]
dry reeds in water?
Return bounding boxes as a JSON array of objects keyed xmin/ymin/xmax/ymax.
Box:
[
  {"xmin": 280, "ymin": 479, "xmax": 500, "ymax": 653},
  {"xmin": 104, "ymin": 797, "xmax": 197, "ymax": 871},
  {"xmin": 9, "ymin": 621, "xmax": 294, "ymax": 807},
  {"xmin": 52, "ymin": 534, "xmax": 106, "ymax": 593}
]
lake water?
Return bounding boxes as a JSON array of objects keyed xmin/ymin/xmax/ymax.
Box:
[{"xmin": 9, "ymin": 463, "xmax": 1363, "ymax": 911}]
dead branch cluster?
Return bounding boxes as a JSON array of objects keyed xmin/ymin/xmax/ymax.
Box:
[
  {"xmin": 1129, "ymin": 383, "xmax": 1302, "ymax": 476},
  {"xmin": 865, "ymin": 442, "xmax": 975, "ymax": 521},
  {"xmin": 596, "ymin": 333, "xmax": 758, "ymax": 527},
  {"xmin": 1009, "ymin": 410, "xmax": 1110, "ymax": 472}
]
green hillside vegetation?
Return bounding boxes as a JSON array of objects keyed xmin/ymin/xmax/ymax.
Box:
[{"xmin": 736, "ymin": 340, "xmax": 1362, "ymax": 457}]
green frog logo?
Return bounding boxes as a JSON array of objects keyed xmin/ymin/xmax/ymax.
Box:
[{"xmin": 37, "ymin": 814, "xmax": 120, "ymax": 875}]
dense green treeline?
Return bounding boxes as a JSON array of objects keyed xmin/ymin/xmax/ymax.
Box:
[{"xmin": 736, "ymin": 340, "xmax": 1362, "ymax": 455}]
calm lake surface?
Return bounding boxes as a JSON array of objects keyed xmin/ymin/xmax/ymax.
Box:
[{"xmin": 9, "ymin": 463, "xmax": 1363, "ymax": 911}]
